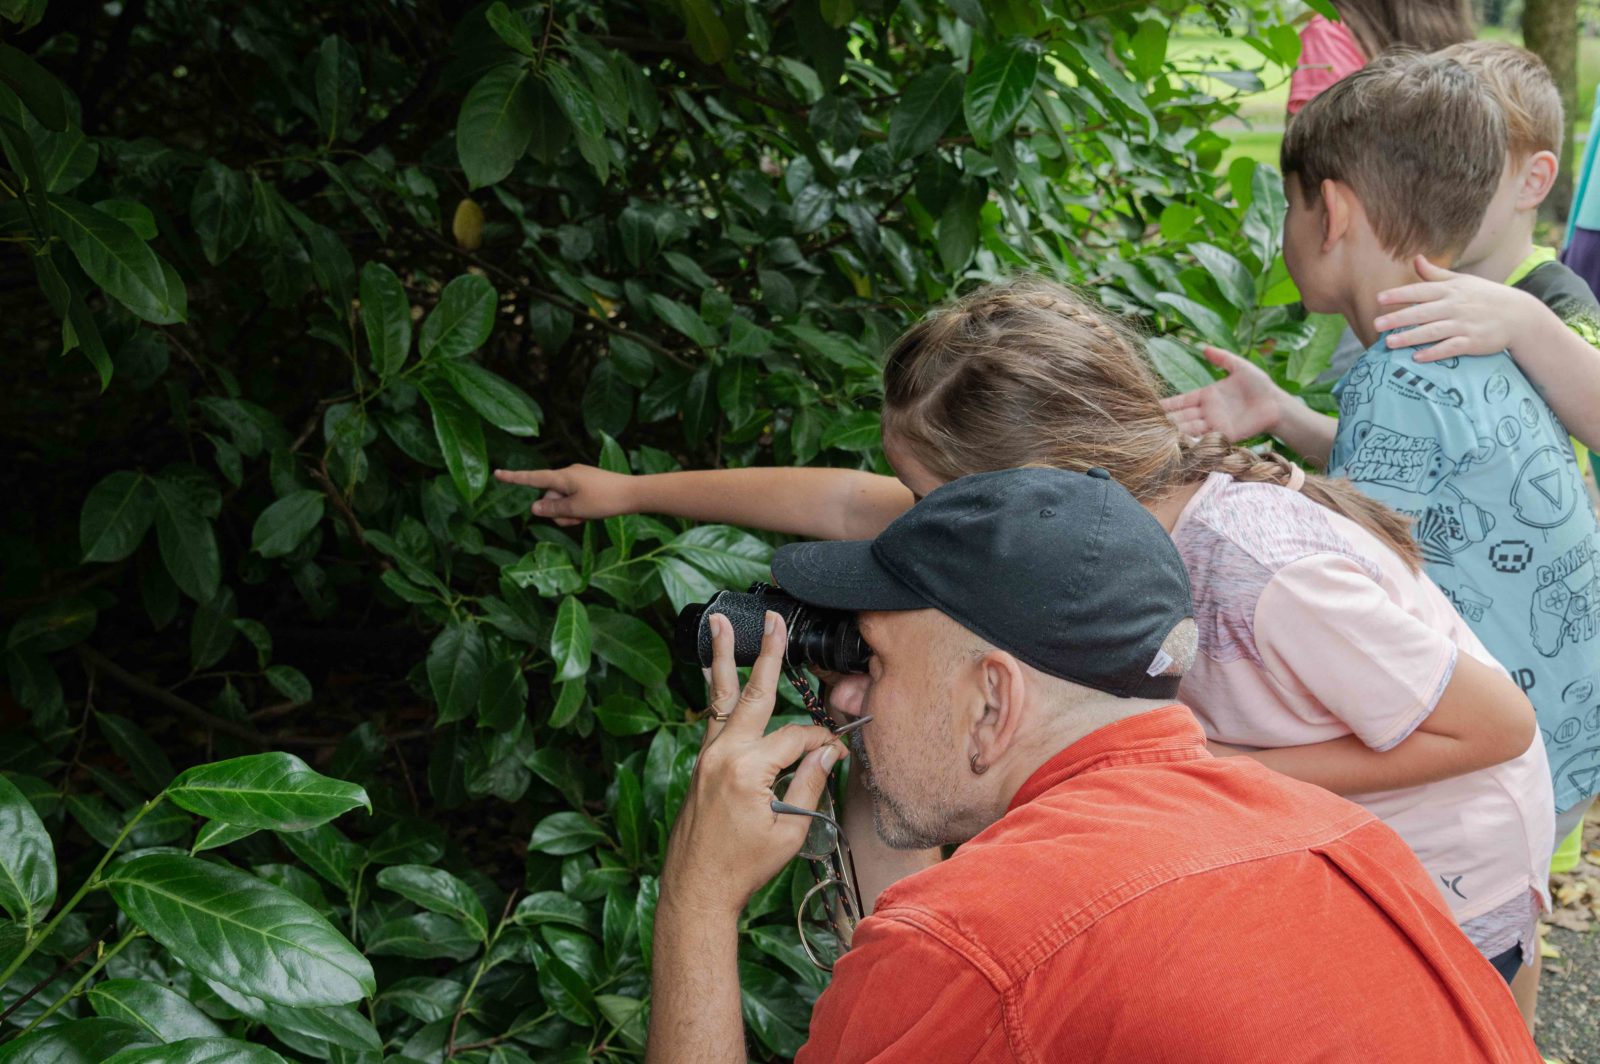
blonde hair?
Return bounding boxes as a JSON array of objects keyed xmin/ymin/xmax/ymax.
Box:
[
  {"xmin": 1440, "ymin": 40, "xmax": 1562, "ymax": 159},
  {"xmin": 881, "ymin": 277, "xmax": 1423, "ymax": 570},
  {"xmin": 1281, "ymin": 51, "xmax": 1506, "ymax": 260}
]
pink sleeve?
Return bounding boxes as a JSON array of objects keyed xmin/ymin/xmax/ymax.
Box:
[
  {"xmin": 1253, "ymin": 555, "xmax": 1458, "ymax": 751},
  {"xmin": 1288, "ymin": 16, "xmax": 1367, "ymax": 114}
]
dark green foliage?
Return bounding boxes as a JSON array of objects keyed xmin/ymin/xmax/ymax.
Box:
[{"xmin": 1, "ymin": 0, "xmax": 1325, "ymax": 1058}]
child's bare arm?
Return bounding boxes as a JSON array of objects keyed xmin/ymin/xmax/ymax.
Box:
[
  {"xmin": 1159, "ymin": 345, "xmax": 1337, "ymax": 465},
  {"xmin": 1376, "ymin": 255, "xmax": 1600, "ymax": 451},
  {"xmin": 493, "ymin": 465, "xmax": 915, "ymax": 542},
  {"xmin": 1215, "ymin": 653, "xmax": 1536, "ymax": 796}
]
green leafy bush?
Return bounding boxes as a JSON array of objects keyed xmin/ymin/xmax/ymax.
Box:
[{"xmin": 0, "ymin": 0, "xmax": 1327, "ymax": 1059}]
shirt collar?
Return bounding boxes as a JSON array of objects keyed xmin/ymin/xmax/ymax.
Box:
[
  {"xmin": 1006, "ymin": 705, "xmax": 1208, "ymax": 813},
  {"xmin": 1504, "ymin": 245, "xmax": 1558, "ymax": 288}
]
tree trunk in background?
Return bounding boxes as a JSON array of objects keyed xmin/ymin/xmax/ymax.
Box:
[{"xmin": 1523, "ymin": 0, "xmax": 1579, "ymax": 223}]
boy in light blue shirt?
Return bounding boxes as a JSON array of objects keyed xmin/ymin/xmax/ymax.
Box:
[{"xmin": 1273, "ymin": 54, "xmax": 1600, "ymax": 840}]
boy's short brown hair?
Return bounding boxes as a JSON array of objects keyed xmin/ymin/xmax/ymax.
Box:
[
  {"xmin": 1439, "ymin": 39, "xmax": 1562, "ymax": 159},
  {"xmin": 1281, "ymin": 51, "xmax": 1505, "ymax": 260}
]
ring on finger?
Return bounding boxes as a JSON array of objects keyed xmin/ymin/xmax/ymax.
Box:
[{"xmin": 707, "ymin": 708, "xmax": 731, "ymax": 722}]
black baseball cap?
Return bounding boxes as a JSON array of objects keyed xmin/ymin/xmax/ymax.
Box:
[{"xmin": 770, "ymin": 467, "xmax": 1194, "ymax": 699}]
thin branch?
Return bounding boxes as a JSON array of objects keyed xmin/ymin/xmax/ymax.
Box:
[
  {"xmin": 0, "ymin": 924, "xmax": 115, "ymax": 1025},
  {"xmin": 78, "ymin": 646, "xmax": 274, "ymax": 748}
]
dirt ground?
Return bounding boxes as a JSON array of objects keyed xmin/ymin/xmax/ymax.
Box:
[{"xmin": 1536, "ymin": 815, "xmax": 1600, "ymax": 1064}]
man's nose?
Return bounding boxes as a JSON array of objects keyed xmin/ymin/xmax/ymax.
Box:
[{"xmin": 827, "ymin": 674, "xmax": 868, "ymax": 719}]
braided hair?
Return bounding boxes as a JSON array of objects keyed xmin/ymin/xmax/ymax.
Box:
[{"xmin": 881, "ymin": 276, "xmax": 1423, "ymax": 570}]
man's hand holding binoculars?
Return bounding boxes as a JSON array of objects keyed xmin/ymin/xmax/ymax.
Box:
[{"xmin": 660, "ymin": 610, "xmax": 849, "ymax": 918}]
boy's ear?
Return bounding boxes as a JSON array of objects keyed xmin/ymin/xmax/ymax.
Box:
[
  {"xmin": 1320, "ymin": 178, "xmax": 1353, "ymax": 251},
  {"xmin": 1516, "ymin": 151, "xmax": 1560, "ymax": 211}
]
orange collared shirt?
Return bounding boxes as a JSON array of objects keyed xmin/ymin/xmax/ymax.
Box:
[{"xmin": 797, "ymin": 706, "xmax": 1539, "ymax": 1063}]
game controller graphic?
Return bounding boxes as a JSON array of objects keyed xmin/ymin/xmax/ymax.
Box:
[{"xmin": 1529, "ymin": 539, "xmax": 1599, "ymax": 657}]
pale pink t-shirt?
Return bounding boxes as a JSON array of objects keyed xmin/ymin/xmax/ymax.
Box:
[
  {"xmin": 1173, "ymin": 473, "xmax": 1553, "ymax": 954},
  {"xmin": 1288, "ymin": 14, "xmax": 1366, "ymax": 115}
]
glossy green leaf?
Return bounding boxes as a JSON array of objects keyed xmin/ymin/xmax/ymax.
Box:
[
  {"xmin": 366, "ymin": 911, "xmax": 482, "ymax": 961},
  {"xmin": 528, "ymin": 811, "xmax": 606, "ymax": 855},
  {"xmin": 418, "ymin": 379, "xmax": 488, "ymax": 502},
  {"xmin": 888, "ymin": 65, "xmax": 963, "ymax": 161},
  {"xmin": 647, "ymin": 293, "xmax": 717, "ymax": 348},
  {"xmin": 614, "ymin": 766, "xmax": 644, "ymax": 865},
  {"xmin": 150, "ymin": 476, "xmax": 220, "ymax": 603},
  {"xmin": 963, "ymin": 41, "xmax": 1039, "ymax": 147},
  {"xmin": 505, "ymin": 542, "xmax": 583, "ymax": 596},
  {"xmin": 679, "ymin": 0, "xmax": 731, "ymax": 63},
  {"xmin": 190, "ymin": 160, "xmax": 250, "ymax": 266},
  {"xmin": 251, "ymin": 489, "xmax": 325, "ymax": 559},
  {"xmin": 101, "ymin": 1038, "xmax": 288, "ymax": 1064},
  {"xmin": 87, "ymin": 980, "xmax": 227, "ymax": 1044},
  {"xmin": 1145, "ymin": 336, "xmax": 1215, "ymax": 394},
  {"xmin": 166, "ymin": 752, "xmax": 369, "ymax": 831},
  {"xmin": 0, "ymin": 1018, "xmax": 153, "ymax": 1064},
  {"xmin": 478, "ymin": 655, "xmax": 529, "ymax": 730},
  {"xmin": 0, "ymin": 771, "xmax": 55, "ymax": 927},
  {"xmin": 486, "ymin": 2, "xmax": 536, "ymax": 55},
  {"xmin": 668, "ymin": 524, "xmax": 771, "ymax": 585},
  {"xmin": 0, "ymin": 42, "xmax": 67, "ymax": 130},
  {"xmin": 360, "ymin": 261, "xmax": 411, "ymax": 379},
  {"xmin": 52, "ymin": 198, "xmax": 183, "ymax": 324},
  {"xmin": 105, "ymin": 853, "xmax": 375, "ymax": 1007},
  {"xmin": 263, "ymin": 664, "xmax": 311, "ymax": 705},
  {"xmin": 39, "ymin": 124, "xmax": 98, "ymax": 192},
  {"xmin": 457, "ymin": 63, "xmax": 538, "ymax": 190},
  {"xmin": 592, "ymin": 692, "xmax": 657, "ymax": 736},
  {"xmin": 201, "ymin": 980, "xmax": 381, "ymax": 1053},
  {"xmin": 550, "ymin": 595, "xmax": 591, "ymax": 683},
  {"xmin": 97, "ymin": 712, "xmax": 177, "ymax": 793},
  {"xmin": 588, "ymin": 607, "xmax": 669, "ymax": 687},
  {"xmin": 428, "ymin": 620, "xmax": 489, "ymax": 724},
  {"xmin": 315, "ymin": 36, "xmax": 360, "ymax": 143},
  {"xmin": 437, "ymin": 359, "xmax": 542, "ymax": 436},
  {"xmin": 513, "ymin": 890, "xmax": 592, "ymax": 931},
  {"xmin": 275, "ymin": 822, "xmax": 363, "ymax": 893},
  {"xmin": 188, "ymin": 586, "xmax": 236, "ymax": 671},
  {"xmin": 419, "ymin": 273, "xmax": 497, "ymax": 361},
  {"xmin": 376, "ymin": 864, "xmax": 490, "ymax": 941},
  {"xmin": 1190, "ymin": 241, "xmax": 1256, "ymax": 309},
  {"xmin": 7, "ymin": 594, "xmax": 97, "ymax": 652},
  {"xmin": 1154, "ymin": 291, "xmax": 1235, "ymax": 348},
  {"xmin": 191, "ymin": 819, "xmax": 257, "ymax": 853}
]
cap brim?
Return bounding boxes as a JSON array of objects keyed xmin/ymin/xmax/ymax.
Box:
[{"xmin": 771, "ymin": 540, "xmax": 929, "ymax": 612}]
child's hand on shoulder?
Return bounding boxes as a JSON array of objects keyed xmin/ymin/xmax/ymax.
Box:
[
  {"xmin": 492, "ymin": 464, "xmax": 637, "ymax": 525},
  {"xmin": 1374, "ymin": 255, "xmax": 1545, "ymax": 363}
]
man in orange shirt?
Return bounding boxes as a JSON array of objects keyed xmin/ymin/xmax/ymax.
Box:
[{"xmin": 647, "ymin": 467, "xmax": 1539, "ymax": 1062}]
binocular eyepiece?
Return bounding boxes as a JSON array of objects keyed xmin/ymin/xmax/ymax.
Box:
[{"xmin": 674, "ymin": 583, "xmax": 870, "ymax": 675}]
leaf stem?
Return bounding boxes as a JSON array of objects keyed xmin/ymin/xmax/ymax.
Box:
[
  {"xmin": 0, "ymin": 795, "xmax": 164, "ymax": 988},
  {"xmin": 18, "ymin": 927, "xmax": 142, "ymax": 1035},
  {"xmin": 445, "ymin": 889, "xmax": 519, "ymax": 1058}
]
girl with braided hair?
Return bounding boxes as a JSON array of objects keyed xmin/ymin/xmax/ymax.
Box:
[{"xmin": 497, "ymin": 276, "xmax": 1552, "ymax": 1014}]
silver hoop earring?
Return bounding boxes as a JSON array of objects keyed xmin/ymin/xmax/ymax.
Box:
[{"xmin": 969, "ymin": 752, "xmax": 987, "ymax": 776}]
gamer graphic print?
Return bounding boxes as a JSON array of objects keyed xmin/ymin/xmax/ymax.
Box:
[{"xmin": 1330, "ymin": 337, "xmax": 1600, "ymax": 812}]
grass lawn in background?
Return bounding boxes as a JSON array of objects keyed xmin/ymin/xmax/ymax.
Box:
[{"xmin": 1169, "ymin": 24, "xmax": 1600, "ymax": 175}]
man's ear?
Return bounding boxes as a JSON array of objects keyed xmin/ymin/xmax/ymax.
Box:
[
  {"xmin": 1516, "ymin": 151, "xmax": 1560, "ymax": 212},
  {"xmin": 970, "ymin": 650, "xmax": 1028, "ymax": 770},
  {"xmin": 1320, "ymin": 178, "xmax": 1353, "ymax": 251}
]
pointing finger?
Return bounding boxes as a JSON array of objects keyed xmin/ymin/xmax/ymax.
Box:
[{"xmin": 494, "ymin": 468, "xmax": 560, "ymax": 487}]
